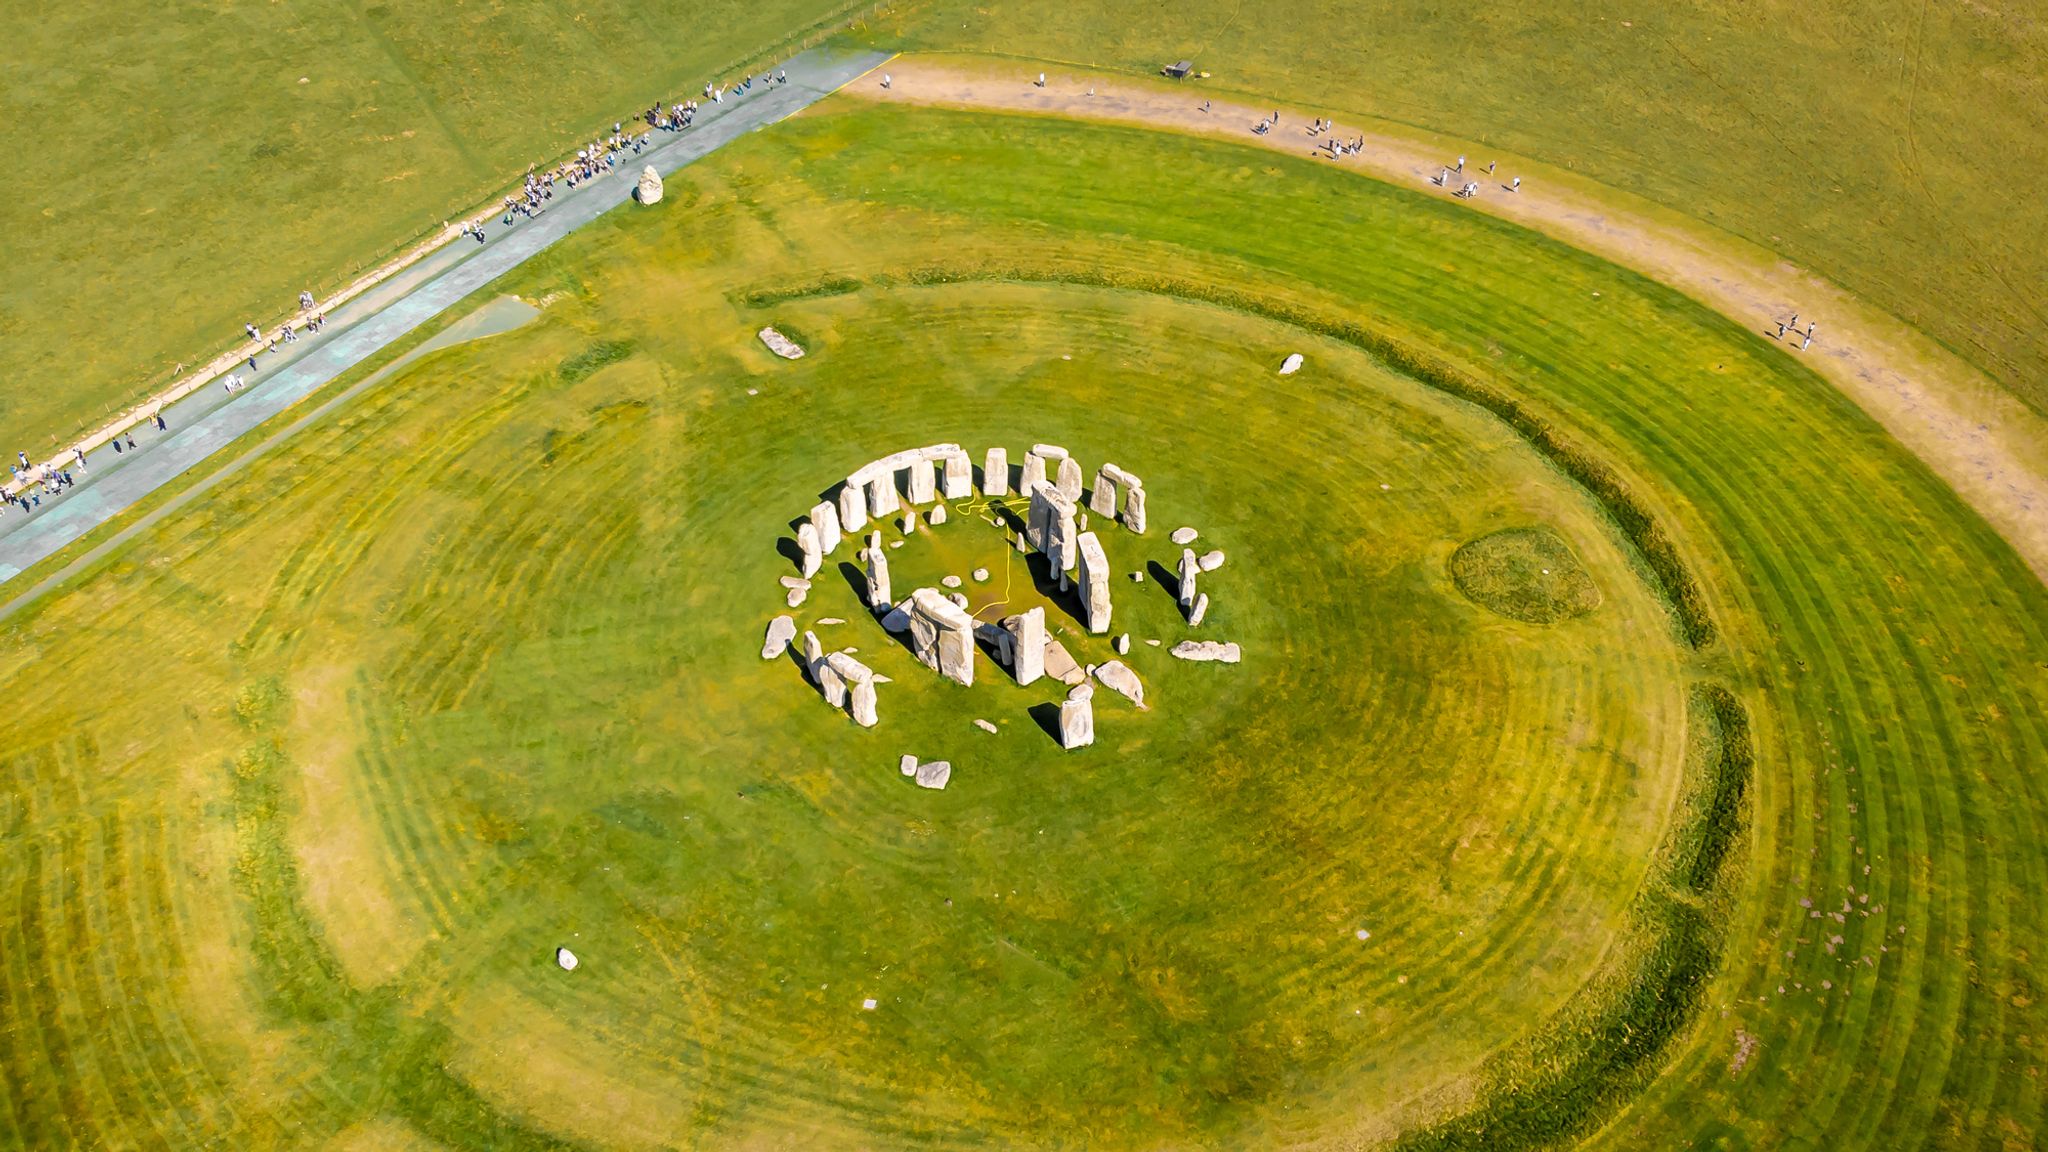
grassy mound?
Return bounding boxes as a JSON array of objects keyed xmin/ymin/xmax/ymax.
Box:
[{"xmin": 1449, "ymin": 527, "xmax": 1602, "ymax": 624}]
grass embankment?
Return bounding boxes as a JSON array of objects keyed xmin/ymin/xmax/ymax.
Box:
[
  {"xmin": 2, "ymin": 103, "xmax": 2044, "ymax": 1148},
  {"xmin": 0, "ymin": 0, "xmax": 861, "ymax": 447},
  {"xmin": 863, "ymin": 1, "xmax": 2048, "ymax": 416}
]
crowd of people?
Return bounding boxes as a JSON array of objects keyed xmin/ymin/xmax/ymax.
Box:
[{"xmin": 7, "ymin": 64, "xmax": 797, "ymax": 521}]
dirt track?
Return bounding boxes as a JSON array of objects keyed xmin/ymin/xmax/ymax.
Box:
[{"xmin": 848, "ymin": 58, "xmax": 2048, "ymax": 584}]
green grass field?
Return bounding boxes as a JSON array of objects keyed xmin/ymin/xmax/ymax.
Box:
[
  {"xmin": 864, "ymin": 0, "xmax": 2048, "ymax": 416},
  {"xmin": 0, "ymin": 0, "xmax": 857, "ymax": 447},
  {"xmin": 2, "ymin": 95, "xmax": 2045, "ymax": 1149}
]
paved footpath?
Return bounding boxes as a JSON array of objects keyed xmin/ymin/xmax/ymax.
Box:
[{"xmin": 0, "ymin": 47, "xmax": 890, "ymax": 595}]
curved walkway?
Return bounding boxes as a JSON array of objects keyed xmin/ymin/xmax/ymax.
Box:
[
  {"xmin": 852, "ymin": 58, "xmax": 2048, "ymax": 585},
  {"xmin": 0, "ymin": 46, "xmax": 891, "ymax": 600}
]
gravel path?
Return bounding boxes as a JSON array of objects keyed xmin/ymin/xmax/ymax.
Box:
[{"xmin": 853, "ymin": 59, "xmax": 2048, "ymax": 584}]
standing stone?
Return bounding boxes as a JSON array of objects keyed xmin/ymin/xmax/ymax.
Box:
[
  {"xmin": 1058, "ymin": 683, "xmax": 1096, "ymax": 749},
  {"xmin": 1178, "ymin": 548, "xmax": 1200, "ymax": 610},
  {"xmin": 848, "ymin": 673, "xmax": 879, "ymax": 727},
  {"xmin": 868, "ymin": 471, "xmax": 901, "ymax": 518},
  {"xmin": 1122, "ymin": 483, "xmax": 1148, "ymax": 534},
  {"xmin": 1089, "ymin": 466, "xmax": 1120, "ymax": 518},
  {"xmin": 809, "ymin": 502, "xmax": 843, "ymax": 555},
  {"xmin": 929, "ymin": 503, "xmax": 948, "ymax": 526},
  {"xmin": 906, "ymin": 459, "xmax": 937, "ymax": 504},
  {"xmin": 817, "ymin": 657, "xmax": 848, "ymax": 707},
  {"xmin": 1055, "ymin": 456, "xmax": 1084, "ymax": 502},
  {"xmin": 761, "ymin": 615, "xmax": 797, "ymax": 659},
  {"xmin": 635, "ymin": 165, "xmax": 663, "ymax": 204},
  {"xmin": 941, "ymin": 452, "xmax": 973, "ymax": 499},
  {"xmin": 1189, "ymin": 592, "xmax": 1210, "ymax": 627},
  {"xmin": 1076, "ymin": 532, "xmax": 1112, "ymax": 634},
  {"xmin": 1027, "ymin": 482, "xmax": 1078, "ymax": 560},
  {"xmin": 864, "ymin": 535, "xmax": 893, "ymax": 610},
  {"xmin": 839, "ymin": 481, "xmax": 869, "ymax": 532},
  {"xmin": 803, "ymin": 630, "xmax": 824, "ymax": 674},
  {"xmin": 1115, "ymin": 633, "xmax": 1131, "ymax": 655},
  {"xmin": 900, "ymin": 508, "xmax": 920, "ymax": 535},
  {"xmin": 797, "ymin": 523, "xmax": 822, "ymax": 579},
  {"xmin": 1003, "ymin": 607, "xmax": 1046, "ymax": 685},
  {"xmin": 1021, "ymin": 444, "xmax": 1067, "ymax": 494},
  {"xmin": 983, "ymin": 447, "xmax": 1010, "ymax": 497},
  {"xmin": 907, "ymin": 588, "xmax": 976, "ymax": 686}
]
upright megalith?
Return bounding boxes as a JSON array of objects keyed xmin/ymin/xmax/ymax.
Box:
[
  {"xmin": 907, "ymin": 588, "xmax": 977, "ymax": 686},
  {"xmin": 1003, "ymin": 606, "xmax": 1046, "ymax": 685},
  {"xmin": 906, "ymin": 458, "xmax": 937, "ymax": 504},
  {"xmin": 635, "ymin": 165, "xmax": 663, "ymax": 204},
  {"xmin": 983, "ymin": 447, "xmax": 1010, "ymax": 497},
  {"xmin": 1088, "ymin": 465, "xmax": 1121, "ymax": 518},
  {"xmin": 1178, "ymin": 547, "xmax": 1200, "ymax": 610},
  {"xmin": 1054, "ymin": 456, "xmax": 1084, "ymax": 502},
  {"xmin": 1028, "ymin": 482, "xmax": 1080, "ymax": 577},
  {"xmin": 1122, "ymin": 481, "xmax": 1148, "ymax": 534},
  {"xmin": 941, "ymin": 451, "xmax": 973, "ymax": 499},
  {"xmin": 1021, "ymin": 444, "xmax": 1067, "ymax": 495},
  {"xmin": 809, "ymin": 501, "xmax": 842, "ymax": 555},
  {"xmin": 1059, "ymin": 683, "xmax": 1096, "ymax": 749},
  {"xmin": 868, "ymin": 470, "xmax": 901, "ymax": 518},
  {"xmin": 864, "ymin": 532, "xmax": 893, "ymax": 610},
  {"xmin": 797, "ymin": 523, "xmax": 822, "ymax": 579},
  {"xmin": 823, "ymin": 652, "xmax": 878, "ymax": 726},
  {"xmin": 1076, "ymin": 531, "xmax": 1112, "ymax": 634},
  {"xmin": 838, "ymin": 481, "xmax": 869, "ymax": 532}
]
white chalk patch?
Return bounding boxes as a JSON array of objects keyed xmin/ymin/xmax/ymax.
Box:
[{"xmin": 1279, "ymin": 353, "xmax": 1304, "ymax": 375}]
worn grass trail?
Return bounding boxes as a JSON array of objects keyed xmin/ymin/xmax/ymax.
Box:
[{"xmin": 1, "ymin": 102, "xmax": 2043, "ymax": 1149}]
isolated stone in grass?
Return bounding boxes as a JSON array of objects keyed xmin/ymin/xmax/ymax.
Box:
[
  {"xmin": 862, "ymin": 998, "xmax": 878, "ymax": 1010},
  {"xmin": 1115, "ymin": 633, "xmax": 1130, "ymax": 654},
  {"xmin": 975, "ymin": 718, "xmax": 999, "ymax": 734},
  {"xmin": 635, "ymin": 166, "xmax": 663, "ymax": 205},
  {"xmin": 1171, "ymin": 640, "xmax": 1241, "ymax": 663},
  {"xmin": 761, "ymin": 615, "xmax": 796, "ymax": 659},
  {"xmin": 1059, "ymin": 683, "xmax": 1096, "ymax": 749},
  {"xmin": 972, "ymin": 567, "xmax": 990, "ymax": 582},
  {"xmin": 900, "ymin": 753, "xmax": 919, "ymax": 777},
  {"xmin": 818, "ymin": 617, "xmax": 845, "ymax": 625},
  {"xmin": 1280, "ymin": 353, "xmax": 1304, "ymax": 374},
  {"xmin": 1448, "ymin": 527, "xmax": 1602, "ymax": 624},
  {"xmin": 556, "ymin": 947, "xmax": 579, "ymax": 971},
  {"xmin": 786, "ymin": 585, "xmax": 808, "ymax": 608},
  {"xmin": 915, "ymin": 760, "xmax": 952, "ymax": 790},
  {"xmin": 758, "ymin": 326, "xmax": 804, "ymax": 359},
  {"xmin": 942, "ymin": 574, "xmax": 963, "ymax": 588},
  {"xmin": 1130, "ymin": 570, "xmax": 1145, "ymax": 583},
  {"xmin": 1171, "ymin": 526, "xmax": 1198, "ymax": 545},
  {"xmin": 779, "ymin": 575, "xmax": 811, "ymax": 590},
  {"xmin": 900, "ymin": 508, "xmax": 920, "ymax": 534},
  {"xmin": 929, "ymin": 503, "xmax": 948, "ymax": 526},
  {"xmin": 1042, "ymin": 637, "xmax": 1084, "ymax": 685},
  {"xmin": 1198, "ymin": 549, "xmax": 1226, "ymax": 572}
]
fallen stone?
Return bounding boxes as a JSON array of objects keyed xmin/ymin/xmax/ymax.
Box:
[
  {"xmin": 1170, "ymin": 640, "xmax": 1241, "ymax": 663},
  {"xmin": 888, "ymin": 540, "xmax": 904, "ymax": 549},
  {"xmin": 942, "ymin": 574, "xmax": 963, "ymax": 589},
  {"xmin": 974, "ymin": 718, "xmax": 999, "ymax": 734},
  {"xmin": 1146, "ymin": 638, "xmax": 1161, "ymax": 646},
  {"xmin": 948, "ymin": 592, "xmax": 970, "ymax": 610},
  {"xmin": 1189, "ymin": 592, "xmax": 1210, "ymax": 627},
  {"xmin": 758, "ymin": 326, "xmax": 804, "ymax": 360},
  {"xmin": 1198, "ymin": 549, "xmax": 1226, "ymax": 572},
  {"xmin": 900, "ymin": 754, "xmax": 918, "ymax": 777},
  {"xmin": 761, "ymin": 615, "xmax": 797, "ymax": 659},
  {"xmin": 928, "ymin": 503, "xmax": 948, "ymax": 526},
  {"xmin": 557, "ymin": 947, "xmax": 579, "ymax": 971},
  {"xmin": 915, "ymin": 760, "xmax": 952, "ymax": 790},
  {"xmin": 779, "ymin": 575, "xmax": 812, "ymax": 590},
  {"xmin": 818, "ymin": 617, "xmax": 846, "ymax": 625},
  {"xmin": 1093, "ymin": 660, "xmax": 1146, "ymax": 708},
  {"xmin": 786, "ymin": 585, "xmax": 808, "ymax": 608},
  {"xmin": 880, "ymin": 604, "xmax": 912, "ymax": 633},
  {"xmin": 1171, "ymin": 526, "xmax": 1199, "ymax": 545},
  {"xmin": 1279, "ymin": 352, "xmax": 1303, "ymax": 375},
  {"xmin": 972, "ymin": 567, "xmax": 990, "ymax": 582},
  {"xmin": 1042, "ymin": 637, "xmax": 1085, "ymax": 686}
]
